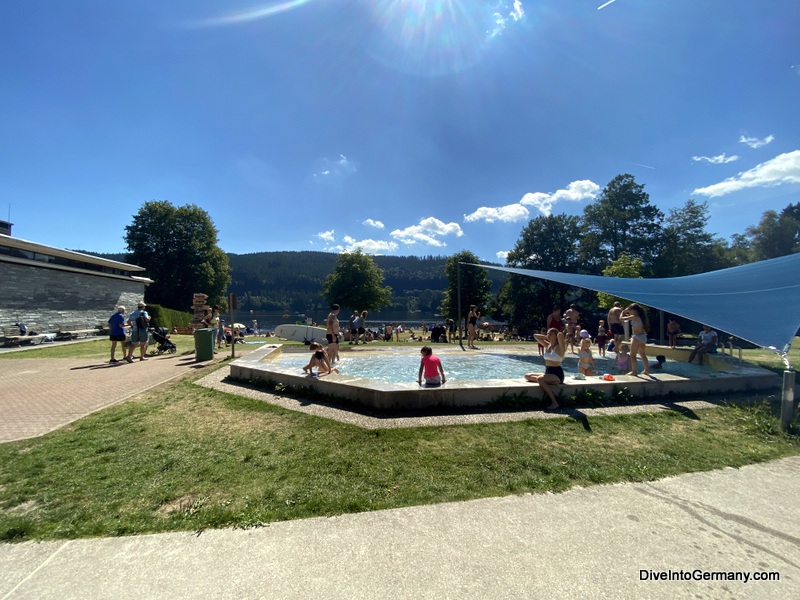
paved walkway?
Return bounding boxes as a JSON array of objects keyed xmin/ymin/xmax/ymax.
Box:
[
  {"xmin": 1, "ymin": 347, "xmax": 799, "ymax": 598},
  {"xmin": 1, "ymin": 457, "xmax": 798, "ymax": 599},
  {"xmin": 0, "ymin": 348, "xmax": 225, "ymax": 443}
]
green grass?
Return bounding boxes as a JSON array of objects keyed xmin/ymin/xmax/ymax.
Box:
[
  {"xmin": 1, "ymin": 336, "xmax": 798, "ymax": 543},
  {"xmin": 0, "ymin": 369, "xmax": 798, "ymax": 542}
]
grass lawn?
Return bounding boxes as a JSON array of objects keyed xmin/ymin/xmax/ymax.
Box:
[{"xmin": 1, "ymin": 337, "xmax": 798, "ymax": 543}]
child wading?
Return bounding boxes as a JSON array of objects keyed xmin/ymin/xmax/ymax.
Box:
[{"xmin": 418, "ymin": 346, "xmax": 446, "ymax": 387}]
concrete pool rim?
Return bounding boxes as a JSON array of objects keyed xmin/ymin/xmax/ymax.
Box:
[{"xmin": 226, "ymin": 343, "xmax": 782, "ymax": 413}]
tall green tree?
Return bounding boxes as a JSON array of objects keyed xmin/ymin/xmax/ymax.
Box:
[
  {"xmin": 597, "ymin": 253, "xmax": 644, "ymax": 309},
  {"xmin": 321, "ymin": 249, "xmax": 392, "ymax": 312},
  {"xmin": 440, "ymin": 250, "xmax": 492, "ymax": 323},
  {"xmin": 580, "ymin": 174, "xmax": 664, "ymax": 272},
  {"xmin": 124, "ymin": 201, "xmax": 231, "ymax": 310},
  {"xmin": 745, "ymin": 207, "xmax": 799, "ymax": 261},
  {"xmin": 500, "ymin": 214, "xmax": 583, "ymax": 332},
  {"xmin": 653, "ymin": 199, "xmax": 732, "ymax": 277}
]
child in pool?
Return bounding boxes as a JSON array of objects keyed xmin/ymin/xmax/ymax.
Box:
[
  {"xmin": 611, "ymin": 343, "xmax": 631, "ymax": 374},
  {"xmin": 303, "ymin": 346, "xmax": 339, "ymax": 376},
  {"xmin": 577, "ymin": 337, "xmax": 598, "ymax": 376},
  {"xmin": 418, "ymin": 345, "xmax": 446, "ymax": 387},
  {"xmin": 596, "ymin": 320, "xmax": 607, "ymax": 357}
]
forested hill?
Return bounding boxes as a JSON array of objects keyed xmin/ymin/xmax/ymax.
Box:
[
  {"xmin": 87, "ymin": 249, "xmax": 506, "ymax": 313},
  {"xmin": 226, "ymin": 251, "xmax": 506, "ymax": 313}
]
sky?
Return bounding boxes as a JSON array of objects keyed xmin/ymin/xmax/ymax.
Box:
[{"xmin": 2, "ymin": 1, "xmax": 799, "ymax": 264}]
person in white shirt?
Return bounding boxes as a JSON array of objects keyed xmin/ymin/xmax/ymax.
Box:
[{"xmin": 688, "ymin": 325, "xmax": 718, "ymax": 365}]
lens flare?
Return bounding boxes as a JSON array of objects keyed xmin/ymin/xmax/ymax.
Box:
[{"xmin": 190, "ymin": 0, "xmax": 320, "ymax": 27}]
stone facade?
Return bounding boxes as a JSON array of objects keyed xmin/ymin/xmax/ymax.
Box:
[{"xmin": 0, "ymin": 262, "xmax": 146, "ymax": 331}]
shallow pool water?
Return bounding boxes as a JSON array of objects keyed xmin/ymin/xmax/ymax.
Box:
[{"xmin": 269, "ymin": 351, "xmax": 709, "ymax": 384}]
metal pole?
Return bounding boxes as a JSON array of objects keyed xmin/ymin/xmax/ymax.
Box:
[
  {"xmin": 457, "ymin": 262, "xmax": 465, "ymax": 351},
  {"xmin": 659, "ymin": 310, "xmax": 664, "ymax": 346},
  {"xmin": 780, "ymin": 369, "xmax": 796, "ymax": 431}
]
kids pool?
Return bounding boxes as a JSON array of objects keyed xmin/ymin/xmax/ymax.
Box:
[{"xmin": 267, "ymin": 350, "xmax": 710, "ymax": 384}]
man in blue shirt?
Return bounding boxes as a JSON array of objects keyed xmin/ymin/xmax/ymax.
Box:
[
  {"xmin": 127, "ymin": 302, "xmax": 150, "ymax": 362},
  {"xmin": 107, "ymin": 306, "xmax": 128, "ymax": 364}
]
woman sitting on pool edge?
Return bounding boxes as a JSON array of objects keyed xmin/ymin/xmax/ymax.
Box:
[
  {"xmin": 418, "ymin": 346, "xmax": 446, "ymax": 387},
  {"xmin": 525, "ymin": 328, "xmax": 566, "ymax": 410}
]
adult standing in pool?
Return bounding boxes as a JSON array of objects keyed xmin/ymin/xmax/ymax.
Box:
[
  {"xmin": 607, "ymin": 301, "xmax": 624, "ymax": 347},
  {"xmin": 620, "ymin": 303, "xmax": 650, "ymax": 376},
  {"xmin": 525, "ymin": 328, "xmax": 566, "ymax": 410},
  {"xmin": 467, "ymin": 305, "xmax": 480, "ymax": 349},
  {"xmin": 325, "ymin": 304, "xmax": 341, "ymax": 362},
  {"xmin": 547, "ymin": 306, "xmax": 562, "ymax": 332}
]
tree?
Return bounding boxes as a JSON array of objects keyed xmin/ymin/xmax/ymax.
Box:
[
  {"xmin": 580, "ymin": 174, "xmax": 664, "ymax": 272},
  {"xmin": 653, "ymin": 199, "xmax": 732, "ymax": 277},
  {"xmin": 500, "ymin": 214, "xmax": 583, "ymax": 332},
  {"xmin": 440, "ymin": 250, "xmax": 492, "ymax": 323},
  {"xmin": 124, "ymin": 201, "xmax": 231, "ymax": 310},
  {"xmin": 596, "ymin": 253, "xmax": 644, "ymax": 309},
  {"xmin": 321, "ymin": 249, "xmax": 392, "ymax": 312},
  {"xmin": 745, "ymin": 207, "xmax": 799, "ymax": 261}
]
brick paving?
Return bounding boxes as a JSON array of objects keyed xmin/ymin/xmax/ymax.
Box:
[{"xmin": 0, "ymin": 352, "xmax": 219, "ymax": 443}]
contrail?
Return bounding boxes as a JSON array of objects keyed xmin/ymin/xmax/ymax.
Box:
[
  {"xmin": 632, "ymin": 162, "xmax": 656, "ymax": 170},
  {"xmin": 597, "ymin": 0, "xmax": 618, "ymax": 10}
]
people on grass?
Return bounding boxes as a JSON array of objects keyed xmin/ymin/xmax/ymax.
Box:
[
  {"xmin": 525, "ymin": 328, "xmax": 566, "ymax": 410},
  {"xmin": 620, "ymin": 303, "xmax": 650, "ymax": 376}
]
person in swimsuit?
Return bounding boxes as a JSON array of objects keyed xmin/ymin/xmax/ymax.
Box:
[
  {"xmin": 596, "ymin": 320, "xmax": 608, "ymax": 357},
  {"xmin": 325, "ymin": 304, "xmax": 341, "ymax": 362},
  {"xmin": 547, "ymin": 306, "xmax": 562, "ymax": 332},
  {"xmin": 577, "ymin": 337, "xmax": 598, "ymax": 376},
  {"xmin": 667, "ymin": 318, "xmax": 681, "ymax": 349},
  {"xmin": 620, "ymin": 303, "xmax": 650, "ymax": 376},
  {"xmin": 611, "ymin": 342, "xmax": 631, "ymax": 374},
  {"xmin": 467, "ymin": 305, "xmax": 480, "ymax": 349},
  {"xmin": 525, "ymin": 328, "xmax": 566, "ymax": 410},
  {"xmin": 607, "ymin": 301, "xmax": 624, "ymax": 347}
]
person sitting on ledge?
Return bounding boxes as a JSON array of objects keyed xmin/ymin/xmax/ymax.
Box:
[{"xmin": 687, "ymin": 325, "xmax": 718, "ymax": 365}]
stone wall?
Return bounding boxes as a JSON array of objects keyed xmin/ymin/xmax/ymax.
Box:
[{"xmin": 0, "ymin": 262, "xmax": 146, "ymax": 331}]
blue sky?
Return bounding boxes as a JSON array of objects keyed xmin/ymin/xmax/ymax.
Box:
[{"xmin": 2, "ymin": 1, "xmax": 799, "ymax": 263}]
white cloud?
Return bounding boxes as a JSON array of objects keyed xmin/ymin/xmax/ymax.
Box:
[
  {"xmin": 692, "ymin": 150, "xmax": 800, "ymax": 197},
  {"xmin": 691, "ymin": 153, "xmax": 740, "ymax": 164},
  {"xmin": 363, "ymin": 219, "xmax": 385, "ymax": 229},
  {"xmin": 488, "ymin": 1, "xmax": 526, "ymax": 39},
  {"xmin": 390, "ymin": 217, "xmax": 464, "ymax": 247},
  {"xmin": 597, "ymin": 0, "xmax": 618, "ymax": 9},
  {"xmin": 465, "ymin": 180, "xmax": 600, "ymax": 223},
  {"xmin": 496, "ymin": 250, "xmax": 510, "ymax": 263},
  {"xmin": 343, "ymin": 238, "xmax": 399, "ymax": 254},
  {"xmin": 317, "ymin": 230, "xmax": 335, "ymax": 243},
  {"xmin": 313, "ymin": 154, "xmax": 358, "ymax": 178},
  {"xmin": 739, "ymin": 134, "xmax": 775, "ymax": 149},
  {"xmin": 464, "ymin": 204, "xmax": 530, "ymax": 223}
]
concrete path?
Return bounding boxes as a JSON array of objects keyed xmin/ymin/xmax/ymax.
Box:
[
  {"xmin": 1, "ymin": 457, "xmax": 798, "ymax": 599},
  {"xmin": 0, "ymin": 351, "xmax": 214, "ymax": 443}
]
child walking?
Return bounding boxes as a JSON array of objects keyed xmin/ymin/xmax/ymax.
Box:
[{"xmin": 418, "ymin": 346, "xmax": 446, "ymax": 387}]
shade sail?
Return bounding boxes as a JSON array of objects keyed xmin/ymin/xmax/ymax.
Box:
[{"xmin": 472, "ymin": 253, "xmax": 800, "ymax": 356}]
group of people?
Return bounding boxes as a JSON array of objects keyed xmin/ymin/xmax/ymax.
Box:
[{"xmin": 107, "ymin": 302, "xmax": 151, "ymax": 363}]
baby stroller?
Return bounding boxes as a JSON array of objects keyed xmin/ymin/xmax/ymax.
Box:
[{"xmin": 149, "ymin": 327, "xmax": 177, "ymax": 355}]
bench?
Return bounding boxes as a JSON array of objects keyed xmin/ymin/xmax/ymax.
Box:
[
  {"xmin": 1, "ymin": 325, "xmax": 50, "ymax": 347},
  {"xmin": 55, "ymin": 323, "xmax": 102, "ymax": 341}
]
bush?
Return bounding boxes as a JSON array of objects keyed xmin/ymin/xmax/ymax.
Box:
[{"xmin": 147, "ymin": 304, "xmax": 192, "ymax": 330}]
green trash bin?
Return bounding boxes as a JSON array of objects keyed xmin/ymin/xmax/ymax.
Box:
[{"xmin": 194, "ymin": 328, "xmax": 215, "ymax": 362}]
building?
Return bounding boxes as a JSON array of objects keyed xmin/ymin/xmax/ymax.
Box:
[{"xmin": 0, "ymin": 230, "xmax": 152, "ymax": 331}]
